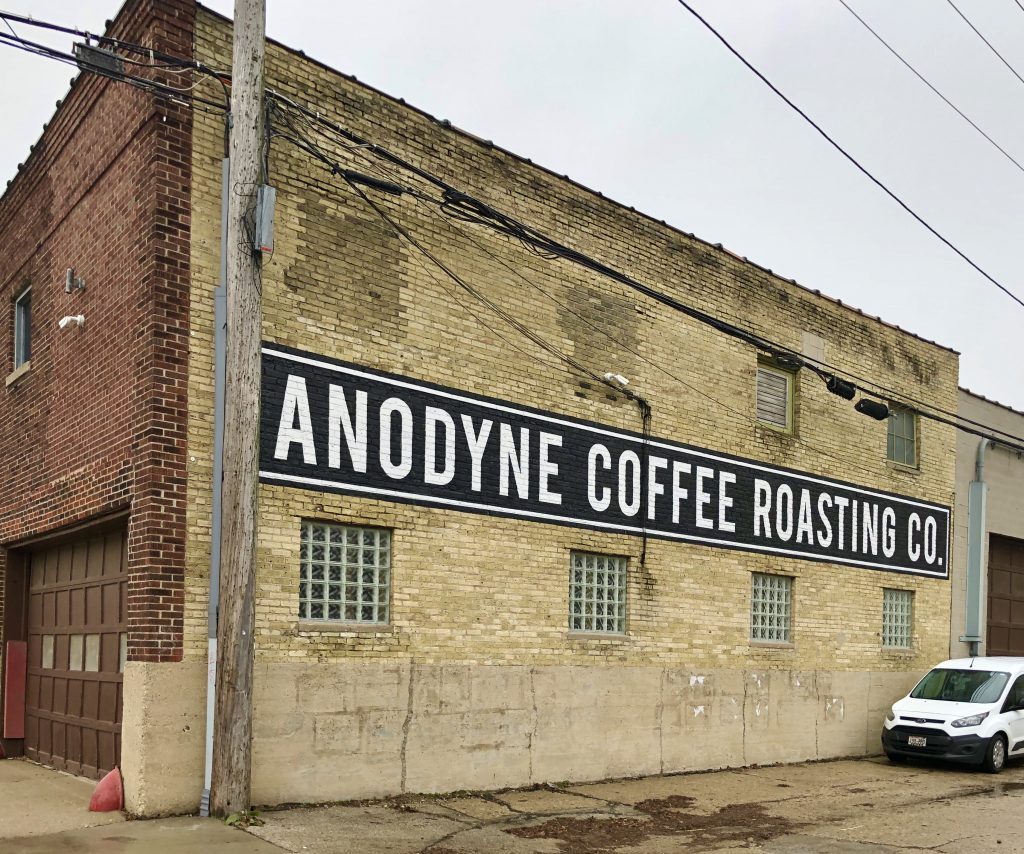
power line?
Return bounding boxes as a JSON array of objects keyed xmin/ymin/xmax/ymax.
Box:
[
  {"xmin": 270, "ymin": 96, "xmax": 1024, "ymax": 452},
  {"xmin": 0, "ymin": 9, "xmax": 230, "ymax": 108},
  {"xmin": 271, "ymin": 106, "xmax": 1024, "ymax": 463},
  {"xmin": 673, "ymin": 0, "xmax": 1024, "ymax": 312},
  {"xmin": 0, "ymin": 30, "xmax": 227, "ymax": 111},
  {"xmin": 837, "ymin": 0, "xmax": 1024, "ymax": 175},
  {"xmin": 945, "ymin": 0, "xmax": 1024, "ymax": 89},
  {"xmin": 9, "ymin": 8, "xmax": 1023, "ymax": 452}
]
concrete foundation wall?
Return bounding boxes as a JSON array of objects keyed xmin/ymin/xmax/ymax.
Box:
[{"xmin": 121, "ymin": 660, "xmax": 917, "ymax": 815}]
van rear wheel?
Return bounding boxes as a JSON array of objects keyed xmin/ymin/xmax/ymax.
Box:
[{"xmin": 983, "ymin": 734, "xmax": 1007, "ymax": 773}]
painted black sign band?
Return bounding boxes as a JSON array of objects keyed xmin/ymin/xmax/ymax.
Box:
[{"xmin": 260, "ymin": 344, "xmax": 950, "ymax": 578}]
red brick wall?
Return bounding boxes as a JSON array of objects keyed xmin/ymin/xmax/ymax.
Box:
[{"xmin": 0, "ymin": 1, "xmax": 194, "ymax": 673}]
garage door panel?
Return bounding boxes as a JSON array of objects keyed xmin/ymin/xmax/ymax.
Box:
[
  {"xmin": 102, "ymin": 584, "xmax": 120, "ymax": 623},
  {"xmin": 99, "ymin": 682, "xmax": 119, "ymax": 723},
  {"xmin": 991, "ymin": 598, "xmax": 1010, "ymax": 622},
  {"xmin": 53, "ymin": 675, "xmax": 67, "ymax": 715},
  {"xmin": 988, "ymin": 535, "xmax": 1024, "ymax": 657},
  {"xmin": 25, "ymin": 528, "xmax": 126, "ymax": 779},
  {"xmin": 85, "ymin": 587, "xmax": 102, "ymax": 623},
  {"xmin": 104, "ymin": 535, "xmax": 122, "ymax": 577},
  {"xmin": 39, "ymin": 675, "xmax": 53, "ymax": 712},
  {"xmin": 101, "ymin": 633, "xmax": 118, "ymax": 672},
  {"xmin": 66, "ymin": 679, "xmax": 83, "ymax": 717},
  {"xmin": 70, "ymin": 588, "xmax": 86, "ymax": 624},
  {"xmin": 82, "ymin": 680, "xmax": 99, "ymax": 720},
  {"xmin": 56, "ymin": 590, "xmax": 70, "ymax": 625}
]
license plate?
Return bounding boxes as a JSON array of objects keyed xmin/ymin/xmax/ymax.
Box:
[{"xmin": 908, "ymin": 735, "xmax": 927, "ymax": 747}]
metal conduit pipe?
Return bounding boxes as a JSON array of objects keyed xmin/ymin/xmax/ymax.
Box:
[
  {"xmin": 962, "ymin": 439, "xmax": 992, "ymax": 658},
  {"xmin": 201, "ymin": 158, "xmax": 230, "ymax": 816}
]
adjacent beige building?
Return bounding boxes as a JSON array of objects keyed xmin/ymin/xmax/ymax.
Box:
[{"xmin": 951, "ymin": 390, "xmax": 1024, "ymax": 659}]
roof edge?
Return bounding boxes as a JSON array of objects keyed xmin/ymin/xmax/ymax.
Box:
[
  {"xmin": 960, "ymin": 387, "xmax": 1024, "ymax": 420},
  {"xmin": 198, "ymin": 2, "xmax": 958, "ymax": 355}
]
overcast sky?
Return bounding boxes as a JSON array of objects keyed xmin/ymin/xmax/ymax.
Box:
[{"xmin": 2, "ymin": 0, "xmax": 1022, "ymax": 415}]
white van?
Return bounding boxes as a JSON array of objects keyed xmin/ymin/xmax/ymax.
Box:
[{"xmin": 881, "ymin": 657, "xmax": 1024, "ymax": 773}]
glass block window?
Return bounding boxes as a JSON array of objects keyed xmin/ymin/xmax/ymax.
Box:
[
  {"xmin": 569, "ymin": 552, "xmax": 626, "ymax": 633},
  {"xmin": 299, "ymin": 521, "xmax": 391, "ymax": 623},
  {"xmin": 751, "ymin": 573, "xmax": 793, "ymax": 643},
  {"xmin": 882, "ymin": 588, "xmax": 913, "ymax": 648},
  {"xmin": 887, "ymin": 405, "xmax": 918, "ymax": 467},
  {"xmin": 756, "ymin": 364, "xmax": 793, "ymax": 431}
]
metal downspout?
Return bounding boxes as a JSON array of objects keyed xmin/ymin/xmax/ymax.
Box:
[
  {"xmin": 200, "ymin": 157, "xmax": 230, "ymax": 816},
  {"xmin": 961, "ymin": 439, "xmax": 991, "ymax": 658}
]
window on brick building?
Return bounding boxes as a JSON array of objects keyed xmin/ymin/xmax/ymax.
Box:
[
  {"xmin": 882, "ymin": 588, "xmax": 913, "ymax": 648},
  {"xmin": 14, "ymin": 286, "xmax": 31, "ymax": 369},
  {"xmin": 755, "ymin": 362, "xmax": 794, "ymax": 431},
  {"xmin": 750, "ymin": 572, "xmax": 793, "ymax": 643},
  {"xmin": 569, "ymin": 551, "xmax": 627, "ymax": 633},
  {"xmin": 299, "ymin": 521, "xmax": 390, "ymax": 624},
  {"xmin": 886, "ymin": 405, "xmax": 918, "ymax": 467}
]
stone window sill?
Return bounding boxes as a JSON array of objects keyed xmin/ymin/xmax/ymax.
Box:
[
  {"xmin": 568, "ymin": 631, "xmax": 630, "ymax": 642},
  {"xmin": 882, "ymin": 647, "xmax": 916, "ymax": 657},
  {"xmin": 750, "ymin": 641, "xmax": 795, "ymax": 651},
  {"xmin": 886, "ymin": 461, "xmax": 920, "ymax": 476},
  {"xmin": 5, "ymin": 360, "xmax": 30, "ymax": 387},
  {"xmin": 297, "ymin": 619, "xmax": 393, "ymax": 635}
]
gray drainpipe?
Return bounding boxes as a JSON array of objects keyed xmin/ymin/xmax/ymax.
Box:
[
  {"xmin": 960, "ymin": 438, "xmax": 990, "ymax": 657},
  {"xmin": 200, "ymin": 157, "xmax": 230, "ymax": 817}
]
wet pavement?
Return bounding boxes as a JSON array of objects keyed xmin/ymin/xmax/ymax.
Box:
[
  {"xmin": 3, "ymin": 755, "xmax": 1024, "ymax": 852},
  {"xmin": 243, "ymin": 756, "xmax": 1024, "ymax": 853}
]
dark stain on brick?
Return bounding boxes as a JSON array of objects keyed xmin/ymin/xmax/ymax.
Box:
[
  {"xmin": 559, "ymin": 285, "xmax": 639, "ymax": 388},
  {"xmin": 290, "ymin": 188, "xmax": 406, "ymax": 336}
]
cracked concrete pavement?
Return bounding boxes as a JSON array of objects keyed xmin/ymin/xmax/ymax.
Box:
[
  {"xmin": 3, "ymin": 755, "xmax": 1024, "ymax": 852},
  {"xmin": 242, "ymin": 757, "xmax": 1024, "ymax": 853}
]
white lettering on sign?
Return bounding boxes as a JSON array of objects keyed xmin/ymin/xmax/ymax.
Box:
[{"xmin": 260, "ymin": 348, "xmax": 951, "ymax": 579}]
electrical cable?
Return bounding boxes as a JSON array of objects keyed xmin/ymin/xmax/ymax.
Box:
[
  {"xmin": 837, "ymin": 0, "xmax": 1024, "ymax": 176},
  {"xmin": 8, "ymin": 8, "xmax": 1022, "ymax": 452},
  {"xmin": 272, "ymin": 113, "xmax": 1024, "ymax": 481},
  {"xmin": 6, "ymin": 5, "xmax": 1021, "ymax": 445},
  {"xmin": 269, "ymin": 97, "xmax": 1024, "ymax": 453},
  {"xmin": 945, "ymin": 0, "xmax": 1024, "ymax": 89},
  {"xmin": 672, "ymin": 0, "xmax": 1024, "ymax": 312},
  {"xmin": 0, "ymin": 9, "xmax": 230, "ymax": 108},
  {"xmin": 0, "ymin": 30, "xmax": 227, "ymax": 111}
]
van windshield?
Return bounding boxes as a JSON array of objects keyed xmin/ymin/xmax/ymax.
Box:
[{"xmin": 910, "ymin": 669, "xmax": 1009, "ymax": 704}]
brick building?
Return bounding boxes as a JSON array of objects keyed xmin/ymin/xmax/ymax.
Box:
[{"xmin": 1, "ymin": 0, "xmax": 959, "ymax": 816}]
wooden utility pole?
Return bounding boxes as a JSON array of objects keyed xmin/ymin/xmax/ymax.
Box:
[{"xmin": 211, "ymin": 0, "xmax": 266, "ymax": 817}]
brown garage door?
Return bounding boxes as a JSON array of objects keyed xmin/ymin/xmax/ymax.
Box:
[
  {"xmin": 987, "ymin": 534, "xmax": 1024, "ymax": 657},
  {"xmin": 25, "ymin": 529, "xmax": 127, "ymax": 779}
]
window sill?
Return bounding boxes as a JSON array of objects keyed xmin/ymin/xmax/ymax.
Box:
[
  {"xmin": 882, "ymin": 646, "xmax": 915, "ymax": 657},
  {"xmin": 297, "ymin": 619, "xmax": 393, "ymax": 635},
  {"xmin": 750, "ymin": 641, "xmax": 795, "ymax": 651},
  {"xmin": 755, "ymin": 422, "xmax": 796, "ymax": 439},
  {"xmin": 5, "ymin": 360, "xmax": 31, "ymax": 387},
  {"xmin": 886, "ymin": 461, "xmax": 920, "ymax": 475},
  {"xmin": 568, "ymin": 631, "xmax": 630, "ymax": 642}
]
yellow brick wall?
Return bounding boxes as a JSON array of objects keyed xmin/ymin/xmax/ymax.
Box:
[{"xmin": 186, "ymin": 9, "xmax": 957, "ymax": 675}]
